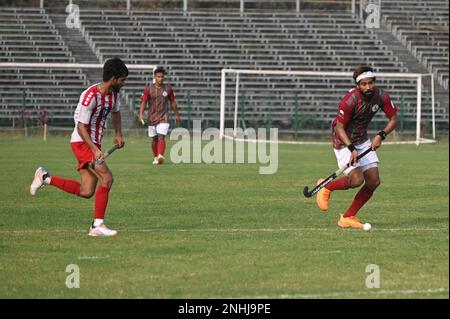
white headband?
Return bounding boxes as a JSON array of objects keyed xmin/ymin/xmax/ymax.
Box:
[{"xmin": 356, "ymin": 71, "xmax": 376, "ymax": 83}]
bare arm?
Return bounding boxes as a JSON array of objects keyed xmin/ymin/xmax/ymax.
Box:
[
  {"xmin": 77, "ymin": 123, "xmax": 102, "ymax": 160},
  {"xmin": 171, "ymin": 100, "xmax": 180, "ymax": 125},
  {"xmin": 139, "ymin": 99, "xmax": 147, "ymax": 124},
  {"xmin": 335, "ymin": 121, "xmax": 358, "ymax": 165},
  {"xmin": 111, "ymin": 111, "xmax": 124, "ymax": 148}
]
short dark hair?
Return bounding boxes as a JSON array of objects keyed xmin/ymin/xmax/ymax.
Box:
[
  {"xmin": 154, "ymin": 67, "xmax": 166, "ymax": 76},
  {"xmin": 353, "ymin": 66, "xmax": 375, "ymax": 83},
  {"xmin": 103, "ymin": 57, "xmax": 128, "ymax": 82}
]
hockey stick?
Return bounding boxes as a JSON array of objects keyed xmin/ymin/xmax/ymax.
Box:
[
  {"xmin": 303, "ymin": 147, "xmax": 372, "ymax": 198},
  {"xmin": 92, "ymin": 144, "xmax": 119, "ymax": 169}
]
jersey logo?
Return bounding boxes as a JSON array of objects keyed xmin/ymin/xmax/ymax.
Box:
[
  {"xmin": 338, "ymin": 110, "xmax": 345, "ymax": 117},
  {"xmin": 372, "ymin": 104, "xmax": 380, "ymax": 112},
  {"xmin": 162, "ymin": 91, "xmax": 168, "ymax": 97}
]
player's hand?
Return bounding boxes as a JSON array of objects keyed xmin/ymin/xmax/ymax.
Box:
[
  {"xmin": 93, "ymin": 148, "xmax": 104, "ymax": 162},
  {"xmin": 114, "ymin": 134, "xmax": 125, "ymax": 149},
  {"xmin": 371, "ymin": 135, "xmax": 382, "ymax": 151},
  {"xmin": 349, "ymin": 150, "xmax": 358, "ymax": 166},
  {"xmin": 139, "ymin": 115, "xmax": 145, "ymax": 126},
  {"xmin": 175, "ymin": 113, "xmax": 180, "ymax": 126}
]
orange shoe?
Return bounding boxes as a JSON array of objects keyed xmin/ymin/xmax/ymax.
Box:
[
  {"xmin": 316, "ymin": 178, "xmax": 331, "ymax": 211},
  {"xmin": 337, "ymin": 214, "xmax": 363, "ymax": 229}
]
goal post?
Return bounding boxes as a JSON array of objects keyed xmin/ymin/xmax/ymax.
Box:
[
  {"xmin": 220, "ymin": 68, "xmax": 436, "ymax": 146},
  {"xmin": 0, "ymin": 62, "xmax": 157, "ymax": 133}
]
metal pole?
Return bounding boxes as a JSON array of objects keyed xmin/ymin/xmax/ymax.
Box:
[
  {"xmin": 127, "ymin": 0, "xmax": 130, "ymax": 11},
  {"xmin": 40, "ymin": 0, "xmax": 44, "ymax": 9},
  {"xmin": 219, "ymin": 69, "xmax": 226, "ymax": 138},
  {"xmin": 431, "ymin": 73, "xmax": 435, "ymax": 140},
  {"xmin": 416, "ymin": 75, "xmax": 422, "ymax": 145},
  {"xmin": 294, "ymin": 93, "xmax": 299, "ymax": 140},
  {"xmin": 233, "ymin": 73, "xmax": 240, "ymax": 137},
  {"xmin": 352, "ymin": 0, "xmax": 355, "ymax": 14},
  {"xmin": 184, "ymin": 0, "xmax": 188, "ymax": 11},
  {"xmin": 187, "ymin": 90, "xmax": 192, "ymax": 131},
  {"xmin": 296, "ymin": 0, "xmax": 300, "ymax": 13},
  {"xmin": 240, "ymin": 0, "xmax": 244, "ymax": 13}
]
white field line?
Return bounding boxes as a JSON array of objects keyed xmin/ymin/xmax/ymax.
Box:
[
  {"xmin": 239, "ymin": 287, "xmax": 449, "ymax": 299},
  {"xmin": 0, "ymin": 227, "xmax": 446, "ymax": 234},
  {"xmin": 78, "ymin": 255, "xmax": 110, "ymax": 260}
]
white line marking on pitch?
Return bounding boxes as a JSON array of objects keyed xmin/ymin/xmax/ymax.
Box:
[
  {"xmin": 0, "ymin": 227, "xmax": 446, "ymax": 234},
  {"xmin": 78, "ymin": 255, "xmax": 110, "ymax": 260},
  {"xmin": 238, "ymin": 287, "xmax": 449, "ymax": 299}
]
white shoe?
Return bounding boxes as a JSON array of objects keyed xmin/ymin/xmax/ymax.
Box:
[
  {"xmin": 157, "ymin": 154, "xmax": 165, "ymax": 164},
  {"xmin": 152, "ymin": 157, "xmax": 159, "ymax": 165},
  {"xmin": 88, "ymin": 223, "xmax": 118, "ymax": 237},
  {"xmin": 30, "ymin": 166, "xmax": 50, "ymax": 196}
]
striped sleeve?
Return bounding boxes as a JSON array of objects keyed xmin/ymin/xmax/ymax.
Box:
[{"xmin": 76, "ymin": 89, "xmax": 96, "ymax": 124}]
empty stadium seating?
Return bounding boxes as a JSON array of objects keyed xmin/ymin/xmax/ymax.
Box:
[
  {"xmin": 382, "ymin": 0, "xmax": 449, "ymax": 90},
  {"xmin": 0, "ymin": 7, "xmax": 87, "ymax": 126},
  {"xmin": 78, "ymin": 9, "xmax": 443, "ymax": 132},
  {"xmin": 0, "ymin": 4, "xmax": 447, "ymax": 135}
]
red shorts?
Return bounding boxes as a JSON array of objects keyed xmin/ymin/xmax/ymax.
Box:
[{"xmin": 71, "ymin": 141, "xmax": 101, "ymax": 170}]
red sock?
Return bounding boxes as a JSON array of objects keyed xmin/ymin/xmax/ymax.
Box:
[
  {"xmin": 157, "ymin": 138, "xmax": 166, "ymax": 156},
  {"xmin": 50, "ymin": 176, "xmax": 80, "ymax": 196},
  {"xmin": 325, "ymin": 176, "xmax": 351, "ymax": 191},
  {"xmin": 343, "ymin": 185, "xmax": 374, "ymax": 217},
  {"xmin": 94, "ymin": 186, "xmax": 110, "ymax": 219},
  {"xmin": 152, "ymin": 140, "xmax": 158, "ymax": 157}
]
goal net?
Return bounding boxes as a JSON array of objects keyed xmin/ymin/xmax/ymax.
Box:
[
  {"xmin": 0, "ymin": 62, "xmax": 156, "ymax": 133},
  {"xmin": 220, "ymin": 68, "xmax": 436, "ymax": 145}
]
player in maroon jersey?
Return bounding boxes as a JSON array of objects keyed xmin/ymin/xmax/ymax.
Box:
[
  {"xmin": 316, "ymin": 66, "xmax": 398, "ymax": 229},
  {"xmin": 30, "ymin": 58, "xmax": 128, "ymax": 237},
  {"xmin": 139, "ymin": 67, "xmax": 180, "ymax": 165}
]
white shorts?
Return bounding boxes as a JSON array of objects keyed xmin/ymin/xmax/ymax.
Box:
[
  {"xmin": 334, "ymin": 139, "xmax": 379, "ymax": 175},
  {"xmin": 148, "ymin": 123, "xmax": 170, "ymax": 137}
]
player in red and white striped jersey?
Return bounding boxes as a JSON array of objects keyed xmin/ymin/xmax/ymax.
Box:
[
  {"xmin": 139, "ymin": 67, "xmax": 180, "ymax": 165},
  {"xmin": 30, "ymin": 58, "xmax": 128, "ymax": 237},
  {"xmin": 317, "ymin": 66, "xmax": 398, "ymax": 229}
]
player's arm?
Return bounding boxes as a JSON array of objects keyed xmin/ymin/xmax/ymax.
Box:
[
  {"xmin": 138, "ymin": 87, "xmax": 149, "ymax": 125},
  {"xmin": 111, "ymin": 111, "xmax": 125, "ymax": 148},
  {"xmin": 77, "ymin": 123, "xmax": 103, "ymax": 161},
  {"xmin": 372, "ymin": 92, "xmax": 399, "ymax": 150},
  {"xmin": 171, "ymin": 100, "xmax": 180, "ymax": 125},
  {"xmin": 335, "ymin": 121, "xmax": 358, "ymax": 165},
  {"xmin": 76, "ymin": 92, "xmax": 102, "ymax": 161},
  {"xmin": 168, "ymin": 86, "xmax": 180, "ymax": 125},
  {"xmin": 335, "ymin": 96, "xmax": 358, "ymax": 165}
]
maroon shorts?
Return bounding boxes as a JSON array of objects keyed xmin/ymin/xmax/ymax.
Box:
[{"xmin": 70, "ymin": 141, "xmax": 101, "ymax": 170}]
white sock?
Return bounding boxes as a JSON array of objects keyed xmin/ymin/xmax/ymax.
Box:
[
  {"xmin": 44, "ymin": 176, "xmax": 51, "ymax": 185},
  {"xmin": 93, "ymin": 219, "xmax": 104, "ymax": 227}
]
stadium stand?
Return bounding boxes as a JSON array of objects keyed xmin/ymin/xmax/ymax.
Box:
[
  {"xmin": 0, "ymin": 2, "xmax": 448, "ymax": 136},
  {"xmin": 78, "ymin": 9, "xmax": 444, "ymax": 131},
  {"xmin": 0, "ymin": 7, "xmax": 87, "ymax": 126},
  {"xmin": 381, "ymin": 0, "xmax": 449, "ymax": 90}
]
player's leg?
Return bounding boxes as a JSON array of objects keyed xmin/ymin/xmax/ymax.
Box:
[
  {"xmin": 78, "ymin": 168, "xmax": 98, "ymax": 198},
  {"xmin": 30, "ymin": 141, "xmax": 101, "ymax": 196},
  {"xmin": 338, "ymin": 148, "xmax": 380, "ymax": 228},
  {"xmin": 86, "ymin": 163, "xmax": 117, "ymax": 237},
  {"xmin": 30, "ymin": 167, "xmax": 82, "ymax": 196},
  {"xmin": 316, "ymin": 147, "xmax": 365, "ymax": 211},
  {"xmin": 156, "ymin": 123, "xmax": 170, "ymax": 164},
  {"xmin": 148, "ymin": 125, "xmax": 159, "ymax": 164},
  {"xmin": 152, "ymin": 136, "xmax": 159, "ymax": 164}
]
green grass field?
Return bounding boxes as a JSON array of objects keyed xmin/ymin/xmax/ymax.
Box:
[{"xmin": 0, "ymin": 135, "xmax": 448, "ymax": 298}]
